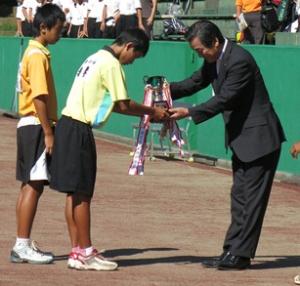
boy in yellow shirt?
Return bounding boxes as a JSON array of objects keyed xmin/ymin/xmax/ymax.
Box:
[
  {"xmin": 50, "ymin": 28, "xmax": 169, "ymax": 271},
  {"xmin": 11, "ymin": 4, "xmax": 65, "ymax": 264}
]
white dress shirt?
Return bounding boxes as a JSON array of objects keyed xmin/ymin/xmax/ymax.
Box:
[{"xmin": 115, "ymin": 0, "xmax": 141, "ymax": 16}]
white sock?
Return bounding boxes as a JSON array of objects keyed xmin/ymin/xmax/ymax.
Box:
[
  {"xmin": 14, "ymin": 238, "xmax": 30, "ymax": 249},
  {"xmin": 82, "ymin": 246, "xmax": 94, "ymax": 256}
]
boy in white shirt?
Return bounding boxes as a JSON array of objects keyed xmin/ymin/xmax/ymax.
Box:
[
  {"xmin": 16, "ymin": 0, "xmax": 25, "ymax": 36},
  {"xmin": 85, "ymin": 0, "xmax": 104, "ymax": 38},
  {"xmin": 67, "ymin": 0, "xmax": 88, "ymax": 38},
  {"xmin": 115, "ymin": 0, "xmax": 145, "ymax": 37},
  {"xmin": 100, "ymin": 0, "xmax": 118, "ymax": 38}
]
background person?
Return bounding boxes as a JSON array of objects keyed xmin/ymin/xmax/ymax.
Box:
[
  {"xmin": 235, "ymin": 0, "xmax": 265, "ymax": 44},
  {"xmin": 141, "ymin": 0, "xmax": 157, "ymax": 39},
  {"xmin": 115, "ymin": 0, "xmax": 145, "ymax": 37}
]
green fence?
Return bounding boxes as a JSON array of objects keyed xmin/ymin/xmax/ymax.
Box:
[{"xmin": 1, "ymin": 36, "xmax": 300, "ymax": 175}]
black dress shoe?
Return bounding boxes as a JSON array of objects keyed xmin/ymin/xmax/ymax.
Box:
[
  {"xmin": 201, "ymin": 251, "xmax": 231, "ymax": 268},
  {"xmin": 217, "ymin": 253, "xmax": 250, "ymax": 270}
]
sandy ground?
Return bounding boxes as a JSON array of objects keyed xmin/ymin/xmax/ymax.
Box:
[{"xmin": 0, "ymin": 115, "xmax": 300, "ymax": 286}]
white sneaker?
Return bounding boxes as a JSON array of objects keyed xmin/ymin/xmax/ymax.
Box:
[
  {"xmin": 72, "ymin": 249, "xmax": 118, "ymax": 271},
  {"xmin": 67, "ymin": 251, "xmax": 79, "ymax": 269},
  {"xmin": 10, "ymin": 240, "xmax": 54, "ymax": 264}
]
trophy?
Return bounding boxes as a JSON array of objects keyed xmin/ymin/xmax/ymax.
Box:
[
  {"xmin": 129, "ymin": 75, "xmax": 184, "ymax": 175},
  {"xmin": 144, "ymin": 76, "xmax": 168, "ymax": 110}
]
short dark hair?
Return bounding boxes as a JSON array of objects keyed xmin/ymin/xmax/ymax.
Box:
[
  {"xmin": 113, "ymin": 29, "xmax": 150, "ymax": 56},
  {"xmin": 32, "ymin": 4, "xmax": 66, "ymax": 37},
  {"xmin": 185, "ymin": 20, "xmax": 225, "ymax": 48}
]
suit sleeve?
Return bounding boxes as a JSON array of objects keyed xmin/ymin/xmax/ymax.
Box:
[
  {"xmin": 189, "ymin": 56, "xmax": 253, "ymax": 124},
  {"xmin": 170, "ymin": 62, "xmax": 212, "ymax": 100}
]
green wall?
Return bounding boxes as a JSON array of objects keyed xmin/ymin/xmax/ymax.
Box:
[{"xmin": 1, "ymin": 37, "xmax": 300, "ymax": 175}]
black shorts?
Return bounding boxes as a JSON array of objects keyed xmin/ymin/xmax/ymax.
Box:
[
  {"xmin": 50, "ymin": 116, "xmax": 97, "ymax": 198},
  {"xmin": 16, "ymin": 124, "xmax": 51, "ymax": 184},
  {"xmin": 116, "ymin": 14, "xmax": 138, "ymax": 37}
]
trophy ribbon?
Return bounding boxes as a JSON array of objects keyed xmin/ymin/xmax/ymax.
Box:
[
  {"xmin": 128, "ymin": 85, "xmax": 153, "ymax": 175},
  {"xmin": 129, "ymin": 77, "xmax": 185, "ymax": 175}
]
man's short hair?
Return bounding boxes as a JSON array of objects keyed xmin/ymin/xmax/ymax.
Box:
[
  {"xmin": 185, "ymin": 20, "xmax": 225, "ymax": 48},
  {"xmin": 113, "ymin": 29, "xmax": 150, "ymax": 56},
  {"xmin": 32, "ymin": 4, "xmax": 66, "ymax": 37}
]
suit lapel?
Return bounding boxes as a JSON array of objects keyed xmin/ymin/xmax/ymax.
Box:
[{"xmin": 215, "ymin": 40, "xmax": 233, "ymax": 93}]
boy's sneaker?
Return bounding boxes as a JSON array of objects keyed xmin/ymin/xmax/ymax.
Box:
[
  {"xmin": 72, "ymin": 249, "xmax": 118, "ymax": 271},
  {"xmin": 10, "ymin": 240, "xmax": 54, "ymax": 264},
  {"xmin": 67, "ymin": 251, "xmax": 79, "ymax": 269}
]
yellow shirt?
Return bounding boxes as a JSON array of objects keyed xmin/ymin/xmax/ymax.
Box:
[
  {"xmin": 19, "ymin": 40, "xmax": 58, "ymax": 121},
  {"xmin": 236, "ymin": 0, "xmax": 262, "ymax": 13},
  {"xmin": 62, "ymin": 48, "xmax": 129, "ymax": 127}
]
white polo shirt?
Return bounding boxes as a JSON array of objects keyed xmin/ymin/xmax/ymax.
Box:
[
  {"xmin": 103, "ymin": 0, "xmax": 118, "ymax": 26},
  {"xmin": 87, "ymin": 0, "xmax": 104, "ymax": 22},
  {"xmin": 16, "ymin": 4, "xmax": 25, "ymax": 21},
  {"xmin": 29, "ymin": 0, "xmax": 40, "ymax": 17},
  {"xmin": 115, "ymin": 0, "xmax": 141, "ymax": 16},
  {"xmin": 69, "ymin": 1, "xmax": 88, "ymax": 26}
]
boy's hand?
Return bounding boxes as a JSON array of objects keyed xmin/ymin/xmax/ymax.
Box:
[
  {"xmin": 151, "ymin": 107, "xmax": 170, "ymax": 122},
  {"xmin": 168, "ymin": 107, "xmax": 189, "ymax": 120},
  {"xmin": 100, "ymin": 22, "xmax": 105, "ymax": 32},
  {"xmin": 290, "ymin": 141, "xmax": 300, "ymax": 158},
  {"xmin": 45, "ymin": 133, "xmax": 54, "ymax": 155}
]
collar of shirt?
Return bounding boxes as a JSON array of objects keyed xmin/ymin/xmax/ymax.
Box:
[
  {"xmin": 102, "ymin": 45, "xmax": 119, "ymax": 59},
  {"xmin": 29, "ymin": 39, "xmax": 51, "ymax": 57},
  {"xmin": 216, "ymin": 37, "xmax": 228, "ymax": 74}
]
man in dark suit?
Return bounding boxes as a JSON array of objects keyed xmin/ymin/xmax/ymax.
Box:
[{"xmin": 169, "ymin": 20, "xmax": 285, "ymax": 270}]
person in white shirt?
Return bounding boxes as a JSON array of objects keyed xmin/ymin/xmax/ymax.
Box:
[
  {"xmin": 67, "ymin": 0, "xmax": 88, "ymax": 38},
  {"xmin": 115, "ymin": 0, "xmax": 145, "ymax": 37},
  {"xmin": 53, "ymin": 0, "xmax": 73, "ymax": 37},
  {"xmin": 21, "ymin": 0, "xmax": 32, "ymax": 36},
  {"xmin": 85, "ymin": 0, "xmax": 104, "ymax": 38},
  {"xmin": 100, "ymin": 0, "xmax": 118, "ymax": 38},
  {"xmin": 16, "ymin": 0, "xmax": 25, "ymax": 36},
  {"xmin": 22, "ymin": 0, "xmax": 41, "ymax": 36},
  {"xmin": 52, "ymin": 0, "xmax": 63, "ymax": 8}
]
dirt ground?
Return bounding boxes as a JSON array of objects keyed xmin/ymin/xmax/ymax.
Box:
[{"xmin": 0, "ymin": 114, "xmax": 300, "ymax": 286}]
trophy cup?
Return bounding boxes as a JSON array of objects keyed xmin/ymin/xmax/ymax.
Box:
[{"xmin": 144, "ymin": 76, "xmax": 168, "ymax": 110}]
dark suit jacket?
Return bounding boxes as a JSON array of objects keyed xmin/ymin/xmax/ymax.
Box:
[{"xmin": 170, "ymin": 40, "xmax": 285, "ymax": 162}]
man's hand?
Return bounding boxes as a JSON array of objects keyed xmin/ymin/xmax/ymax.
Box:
[
  {"xmin": 168, "ymin": 107, "xmax": 189, "ymax": 120},
  {"xmin": 151, "ymin": 107, "xmax": 170, "ymax": 122},
  {"xmin": 290, "ymin": 142, "xmax": 300, "ymax": 158}
]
